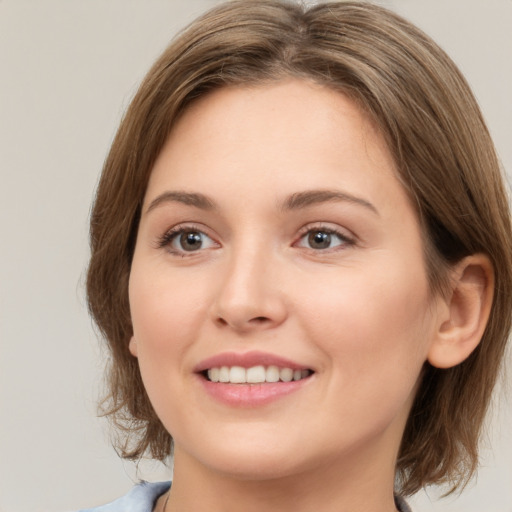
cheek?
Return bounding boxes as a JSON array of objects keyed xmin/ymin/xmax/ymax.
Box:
[
  {"xmin": 127, "ymin": 263, "xmax": 213, "ymax": 432},
  {"xmin": 128, "ymin": 261, "xmax": 210, "ymax": 364},
  {"xmin": 298, "ymin": 259, "xmax": 433, "ymax": 390}
]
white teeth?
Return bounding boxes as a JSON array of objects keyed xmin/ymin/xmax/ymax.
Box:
[
  {"xmin": 219, "ymin": 366, "xmax": 230, "ymax": 383},
  {"xmin": 247, "ymin": 365, "xmax": 266, "ymax": 383},
  {"xmin": 280, "ymin": 367, "xmax": 293, "ymax": 382},
  {"xmin": 229, "ymin": 366, "xmax": 246, "ymax": 383},
  {"xmin": 208, "ymin": 367, "xmax": 220, "ymax": 382},
  {"xmin": 266, "ymin": 365, "xmax": 280, "ymax": 383},
  {"xmin": 206, "ymin": 365, "xmax": 311, "ymax": 384}
]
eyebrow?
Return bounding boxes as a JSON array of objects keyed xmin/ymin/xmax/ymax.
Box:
[
  {"xmin": 145, "ymin": 188, "xmax": 378, "ymax": 216},
  {"xmin": 282, "ymin": 189, "xmax": 379, "ymax": 215},
  {"xmin": 146, "ymin": 191, "xmax": 216, "ymax": 214}
]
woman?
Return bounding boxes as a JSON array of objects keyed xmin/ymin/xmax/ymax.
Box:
[{"xmin": 83, "ymin": 1, "xmax": 512, "ymax": 511}]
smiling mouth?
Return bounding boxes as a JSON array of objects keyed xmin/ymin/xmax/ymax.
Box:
[{"xmin": 204, "ymin": 365, "xmax": 313, "ymax": 384}]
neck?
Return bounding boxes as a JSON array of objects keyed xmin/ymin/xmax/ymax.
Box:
[{"xmin": 165, "ymin": 443, "xmax": 400, "ymax": 512}]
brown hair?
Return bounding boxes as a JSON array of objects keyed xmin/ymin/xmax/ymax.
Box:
[{"xmin": 86, "ymin": 0, "xmax": 512, "ymax": 495}]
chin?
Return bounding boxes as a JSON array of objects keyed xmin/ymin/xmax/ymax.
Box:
[
  {"xmin": 206, "ymin": 454, "xmax": 306, "ymax": 482},
  {"xmin": 175, "ymin": 431, "xmax": 312, "ymax": 481}
]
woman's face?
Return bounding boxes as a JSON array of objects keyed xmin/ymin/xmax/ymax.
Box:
[{"xmin": 129, "ymin": 79, "xmax": 444, "ymax": 481}]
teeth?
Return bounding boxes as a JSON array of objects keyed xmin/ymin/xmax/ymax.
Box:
[
  {"xmin": 266, "ymin": 365, "xmax": 280, "ymax": 382},
  {"xmin": 206, "ymin": 365, "xmax": 311, "ymax": 384},
  {"xmin": 247, "ymin": 365, "xmax": 266, "ymax": 383},
  {"xmin": 209, "ymin": 367, "xmax": 220, "ymax": 383},
  {"xmin": 229, "ymin": 366, "xmax": 246, "ymax": 383},
  {"xmin": 219, "ymin": 366, "xmax": 230, "ymax": 383},
  {"xmin": 280, "ymin": 367, "xmax": 293, "ymax": 382}
]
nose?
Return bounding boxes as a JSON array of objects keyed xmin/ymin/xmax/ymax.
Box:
[{"xmin": 210, "ymin": 247, "xmax": 288, "ymax": 333}]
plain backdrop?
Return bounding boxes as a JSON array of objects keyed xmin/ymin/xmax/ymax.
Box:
[{"xmin": 0, "ymin": 1, "xmax": 511, "ymax": 511}]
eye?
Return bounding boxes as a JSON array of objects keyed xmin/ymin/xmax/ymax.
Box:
[
  {"xmin": 296, "ymin": 228, "xmax": 353, "ymax": 250},
  {"xmin": 159, "ymin": 227, "xmax": 218, "ymax": 254}
]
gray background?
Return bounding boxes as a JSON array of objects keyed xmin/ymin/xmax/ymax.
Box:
[{"xmin": 0, "ymin": 1, "xmax": 510, "ymax": 511}]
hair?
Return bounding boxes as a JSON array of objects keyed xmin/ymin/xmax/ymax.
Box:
[{"xmin": 86, "ymin": 0, "xmax": 512, "ymax": 496}]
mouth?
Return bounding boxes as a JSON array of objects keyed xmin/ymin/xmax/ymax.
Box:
[
  {"xmin": 194, "ymin": 352, "xmax": 315, "ymax": 404},
  {"xmin": 203, "ymin": 365, "xmax": 313, "ymax": 384}
]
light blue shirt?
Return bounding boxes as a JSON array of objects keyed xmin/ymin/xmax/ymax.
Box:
[
  {"xmin": 77, "ymin": 480, "xmax": 411, "ymax": 512},
  {"xmin": 78, "ymin": 481, "xmax": 170, "ymax": 512}
]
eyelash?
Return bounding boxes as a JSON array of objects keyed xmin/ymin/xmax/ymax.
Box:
[
  {"xmin": 156, "ymin": 223, "xmax": 356, "ymax": 256},
  {"xmin": 294, "ymin": 225, "xmax": 356, "ymax": 252},
  {"xmin": 156, "ymin": 224, "xmax": 218, "ymax": 256}
]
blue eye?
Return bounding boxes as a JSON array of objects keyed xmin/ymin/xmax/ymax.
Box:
[
  {"xmin": 297, "ymin": 229, "xmax": 352, "ymax": 250},
  {"xmin": 160, "ymin": 228, "xmax": 217, "ymax": 254}
]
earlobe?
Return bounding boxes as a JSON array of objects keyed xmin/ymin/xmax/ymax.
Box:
[
  {"xmin": 129, "ymin": 336, "xmax": 138, "ymax": 357},
  {"xmin": 427, "ymin": 254, "xmax": 494, "ymax": 369}
]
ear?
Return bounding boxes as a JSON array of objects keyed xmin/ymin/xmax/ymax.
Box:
[
  {"xmin": 128, "ymin": 336, "xmax": 138, "ymax": 357},
  {"xmin": 428, "ymin": 254, "xmax": 494, "ymax": 369}
]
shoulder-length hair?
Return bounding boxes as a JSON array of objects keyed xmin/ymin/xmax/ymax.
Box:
[{"xmin": 86, "ymin": 0, "xmax": 512, "ymax": 495}]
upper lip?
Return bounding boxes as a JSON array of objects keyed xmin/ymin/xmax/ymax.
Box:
[{"xmin": 194, "ymin": 351, "xmax": 311, "ymax": 373}]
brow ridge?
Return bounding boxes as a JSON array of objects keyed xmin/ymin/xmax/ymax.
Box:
[
  {"xmin": 146, "ymin": 191, "xmax": 216, "ymax": 213},
  {"xmin": 146, "ymin": 188, "xmax": 378, "ymax": 216},
  {"xmin": 283, "ymin": 189, "xmax": 378, "ymax": 215}
]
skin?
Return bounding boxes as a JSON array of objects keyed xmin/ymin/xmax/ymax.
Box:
[{"xmin": 128, "ymin": 79, "xmax": 491, "ymax": 512}]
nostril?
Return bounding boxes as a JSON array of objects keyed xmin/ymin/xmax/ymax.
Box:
[
  {"xmin": 251, "ymin": 316, "xmax": 270, "ymax": 323},
  {"xmin": 214, "ymin": 312, "xmax": 279, "ymax": 331}
]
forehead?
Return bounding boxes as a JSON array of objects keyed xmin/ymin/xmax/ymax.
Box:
[
  {"xmin": 146, "ymin": 79, "xmax": 403, "ymax": 201},
  {"xmin": 175, "ymin": 80, "xmax": 385, "ymax": 160},
  {"xmin": 141, "ymin": 80, "xmax": 419, "ymax": 236}
]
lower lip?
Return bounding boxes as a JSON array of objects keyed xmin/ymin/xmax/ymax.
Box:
[{"xmin": 198, "ymin": 376, "xmax": 310, "ymax": 407}]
